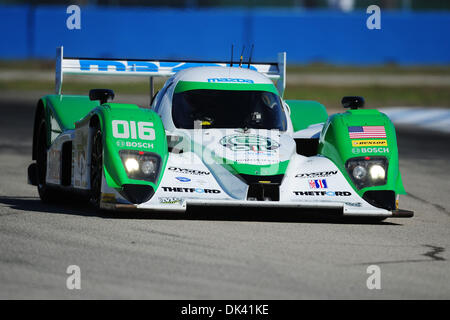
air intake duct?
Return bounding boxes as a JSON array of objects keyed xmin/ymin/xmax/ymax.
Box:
[{"xmin": 121, "ymin": 184, "xmax": 154, "ymax": 204}]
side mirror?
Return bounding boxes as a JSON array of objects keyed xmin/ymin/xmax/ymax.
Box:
[
  {"xmin": 89, "ymin": 89, "xmax": 115, "ymax": 105},
  {"xmin": 341, "ymin": 96, "xmax": 364, "ymax": 110}
]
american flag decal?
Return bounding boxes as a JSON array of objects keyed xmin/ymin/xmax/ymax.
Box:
[
  {"xmin": 309, "ymin": 179, "xmax": 328, "ymax": 189},
  {"xmin": 348, "ymin": 126, "xmax": 386, "ymax": 139}
]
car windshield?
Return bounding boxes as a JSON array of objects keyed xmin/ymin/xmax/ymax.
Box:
[{"xmin": 172, "ymin": 89, "xmax": 287, "ymax": 130}]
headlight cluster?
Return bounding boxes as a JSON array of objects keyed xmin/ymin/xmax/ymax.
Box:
[
  {"xmin": 119, "ymin": 150, "xmax": 161, "ymax": 183},
  {"xmin": 345, "ymin": 156, "xmax": 388, "ymax": 190}
]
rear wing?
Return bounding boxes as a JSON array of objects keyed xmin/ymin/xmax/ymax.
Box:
[{"xmin": 55, "ymin": 46, "xmax": 287, "ymax": 98}]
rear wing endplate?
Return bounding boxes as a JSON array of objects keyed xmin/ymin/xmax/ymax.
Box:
[{"xmin": 55, "ymin": 46, "xmax": 286, "ymax": 98}]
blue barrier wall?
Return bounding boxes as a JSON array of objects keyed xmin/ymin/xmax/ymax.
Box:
[
  {"xmin": 1, "ymin": 5, "xmax": 449, "ymax": 65},
  {"xmin": 0, "ymin": 6, "xmax": 31, "ymax": 59}
]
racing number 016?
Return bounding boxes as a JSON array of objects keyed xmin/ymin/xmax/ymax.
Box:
[{"xmin": 112, "ymin": 120, "xmax": 155, "ymax": 140}]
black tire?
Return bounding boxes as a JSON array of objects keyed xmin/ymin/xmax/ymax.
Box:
[
  {"xmin": 90, "ymin": 124, "xmax": 103, "ymax": 208},
  {"xmin": 36, "ymin": 117, "xmax": 59, "ymax": 202}
]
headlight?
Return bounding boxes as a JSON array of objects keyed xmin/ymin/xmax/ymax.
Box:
[
  {"xmin": 369, "ymin": 164, "xmax": 385, "ymax": 180},
  {"xmin": 125, "ymin": 158, "xmax": 139, "ymax": 172},
  {"xmin": 345, "ymin": 157, "xmax": 388, "ymax": 189},
  {"xmin": 119, "ymin": 150, "xmax": 161, "ymax": 183},
  {"xmin": 141, "ymin": 161, "xmax": 156, "ymax": 175},
  {"xmin": 352, "ymin": 165, "xmax": 367, "ymax": 180}
]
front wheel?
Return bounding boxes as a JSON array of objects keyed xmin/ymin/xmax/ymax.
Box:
[
  {"xmin": 36, "ymin": 116, "xmax": 59, "ymax": 202},
  {"xmin": 90, "ymin": 124, "xmax": 103, "ymax": 208}
]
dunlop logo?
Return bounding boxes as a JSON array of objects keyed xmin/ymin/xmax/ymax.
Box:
[{"xmin": 352, "ymin": 139, "xmax": 388, "ymax": 147}]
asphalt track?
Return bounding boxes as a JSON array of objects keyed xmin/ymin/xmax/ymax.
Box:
[{"xmin": 0, "ymin": 97, "xmax": 449, "ymax": 299}]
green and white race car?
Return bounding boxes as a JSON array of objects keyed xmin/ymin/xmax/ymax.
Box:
[{"xmin": 28, "ymin": 47, "xmax": 413, "ymax": 219}]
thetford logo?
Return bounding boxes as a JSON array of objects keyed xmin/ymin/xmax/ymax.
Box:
[
  {"xmin": 295, "ymin": 171, "xmax": 337, "ymax": 178},
  {"xmin": 352, "ymin": 140, "xmax": 387, "ymax": 147},
  {"xmin": 293, "ymin": 191, "xmax": 351, "ymax": 196},
  {"xmin": 168, "ymin": 167, "xmax": 210, "ymax": 176},
  {"xmin": 207, "ymin": 78, "xmax": 254, "ymax": 83},
  {"xmin": 220, "ymin": 134, "xmax": 280, "ymax": 152},
  {"xmin": 162, "ymin": 187, "xmax": 220, "ymax": 194}
]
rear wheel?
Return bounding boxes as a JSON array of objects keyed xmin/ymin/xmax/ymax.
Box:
[
  {"xmin": 36, "ymin": 116, "xmax": 58, "ymax": 202},
  {"xmin": 90, "ymin": 124, "xmax": 103, "ymax": 208}
]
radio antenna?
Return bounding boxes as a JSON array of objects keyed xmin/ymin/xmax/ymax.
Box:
[
  {"xmin": 230, "ymin": 44, "xmax": 233, "ymax": 67},
  {"xmin": 247, "ymin": 44, "xmax": 254, "ymax": 68},
  {"xmin": 239, "ymin": 45, "xmax": 245, "ymax": 67}
]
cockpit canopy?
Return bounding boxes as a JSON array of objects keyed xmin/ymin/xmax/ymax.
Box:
[{"xmin": 172, "ymin": 89, "xmax": 287, "ymax": 130}]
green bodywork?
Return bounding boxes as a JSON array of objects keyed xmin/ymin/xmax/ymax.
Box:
[
  {"xmin": 285, "ymin": 100, "xmax": 328, "ymax": 131},
  {"xmin": 174, "ymin": 81, "xmax": 280, "ymax": 95},
  {"xmin": 222, "ymin": 160, "xmax": 289, "ymax": 176},
  {"xmin": 83, "ymin": 103, "xmax": 168, "ymax": 191},
  {"xmin": 283, "ymin": 98, "xmax": 404, "ymax": 198},
  {"xmin": 318, "ymin": 109, "xmax": 405, "ymax": 197},
  {"xmin": 37, "ymin": 95, "xmax": 168, "ymax": 193},
  {"xmin": 41, "ymin": 95, "xmax": 99, "ymax": 144}
]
